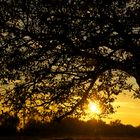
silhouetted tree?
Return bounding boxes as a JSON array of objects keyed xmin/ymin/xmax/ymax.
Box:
[{"xmin": 0, "ymin": 0, "xmax": 139, "ymax": 122}]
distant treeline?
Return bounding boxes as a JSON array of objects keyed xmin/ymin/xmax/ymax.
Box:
[
  {"xmin": 22, "ymin": 118, "xmax": 140, "ymax": 137},
  {"xmin": 0, "ymin": 114, "xmax": 140, "ymax": 137}
]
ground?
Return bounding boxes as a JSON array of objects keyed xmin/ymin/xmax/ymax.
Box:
[{"xmin": 0, "ymin": 137, "xmax": 140, "ymax": 140}]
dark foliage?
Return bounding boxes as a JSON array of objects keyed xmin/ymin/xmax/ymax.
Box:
[
  {"xmin": 22, "ymin": 118, "xmax": 140, "ymax": 137},
  {"xmin": 0, "ymin": 112, "xmax": 19, "ymax": 136},
  {"xmin": 0, "ymin": 0, "xmax": 140, "ymax": 122}
]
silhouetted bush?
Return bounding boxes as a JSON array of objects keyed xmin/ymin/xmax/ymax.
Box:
[
  {"xmin": 21, "ymin": 118, "xmax": 140, "ymax": 137},
  {"xmin": 0, "ymin": 112, "xmax": 19, "ymax": 136},
  {"xmin": 22, "ymin": 119, "xmax": 50, "ymax": 136}
]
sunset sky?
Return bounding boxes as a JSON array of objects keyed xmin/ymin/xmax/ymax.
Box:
[{"xmin": 103, "ymin": 77, "xmax": 140, "ymax": 127}]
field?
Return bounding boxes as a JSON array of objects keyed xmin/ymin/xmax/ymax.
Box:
[{"xmin": 0, "ymin": 137, "xmax": 140, "ymax": 140}]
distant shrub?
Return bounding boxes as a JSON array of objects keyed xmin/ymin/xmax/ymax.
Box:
[
  {"xmin": 22, "ymin": 119, "xmax": 49, "ymax": 136},
  {"xmin": 0, "ymin": 112, "xmax": 19, "ymax": 136},
  {"xmin": 21, "ymin": 118, "xmax": 140, "ymax": 137}
]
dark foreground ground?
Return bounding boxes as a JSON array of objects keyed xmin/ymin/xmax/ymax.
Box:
[{"xmin": 0, "ymin": 137, "xmax": 140, "ymax": 140}]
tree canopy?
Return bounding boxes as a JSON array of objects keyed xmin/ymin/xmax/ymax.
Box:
[{"xmin": 0, "ymin": 0, "xmax": 140, "ymax": 123}]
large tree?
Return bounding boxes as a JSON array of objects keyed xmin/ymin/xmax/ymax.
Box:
[{"xmin": 0, "ymin": 0, "xmax": 140, "ymax": 123}]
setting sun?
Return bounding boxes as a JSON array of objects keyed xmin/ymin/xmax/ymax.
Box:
[{"xmin": 88, "ymin": 101, "xmax": 101, "ymax": 114}]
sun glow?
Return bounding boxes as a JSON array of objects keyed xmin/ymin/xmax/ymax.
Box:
[
  {"xmin": 88, "ymin": 101, "xmax": 101, "ymax": 114},
  {"xmin": 79, "ymin": 100, "xmax": 102, "ymax": 121}
]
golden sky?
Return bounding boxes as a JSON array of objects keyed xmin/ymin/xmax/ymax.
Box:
[{"xmin": 103, "ymin": 93, "xmax": 140, "ymax": 126}]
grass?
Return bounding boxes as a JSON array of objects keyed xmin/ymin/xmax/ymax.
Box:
[{"xmin": 0, "ymin": 136, "xmax": 140, "ymax": 140}]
